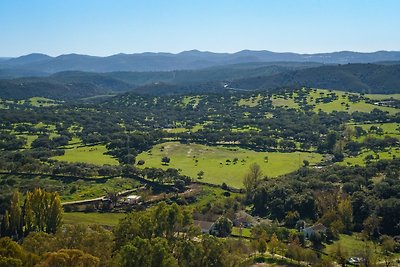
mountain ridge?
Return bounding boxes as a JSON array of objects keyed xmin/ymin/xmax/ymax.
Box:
[{"xmin": 2, "ymin": 50, "xmax": 400, "ymax": 73}]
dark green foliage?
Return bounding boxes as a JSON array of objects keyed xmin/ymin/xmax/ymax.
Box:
[{"xmin": 231, "ymin": 63, "xmax": 400, "ymax": 94}]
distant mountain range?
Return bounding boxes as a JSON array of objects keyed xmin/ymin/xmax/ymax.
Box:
[{"xmin": 1, "ymin": 50, "xmax": 400, "ymax": 74}]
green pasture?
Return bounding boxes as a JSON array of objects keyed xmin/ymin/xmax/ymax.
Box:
[
  {"xmin": 29, "ymin": 97, "xmax": 60, "ymax": 107},
  {"xmin": 182, "ymin": 96, "xmax": 202, "ymax": 108},
  {"xmin": 232, "ymin": 227, "xmax": 251, "ymax": 237},
  {"xmin": 15, "ymin": 134, "xmax": 38, "ymax": 148},
  {"xmin": 340, "ymin": 148, "xmax": 400, "ymax": 166},
  {"xmin": 325, "ymin": 234, "xmax": 379, "ymax": 256},
  {"xmin": 271, "ymin": 96, "xmax": 299, "ymax": 109},
  {"xmin": 60, "ymin": 177, "xmax": 139, "ymax": 202},
  {"xmin": 231, "ymin": 125, "xmax": 261, "ymax": 133},
  {"xmin": 136, "ymin": 142, "xmax": 323, "ymax": 188},
  {"xmin": 63, "ymin": 212, "xmax": 125, "ymax": 226},
  {"xmin": 308, "ymin": 89, "xmax": 399, "ymax": 114},
  {"xmin": 352, "ymin": 122, "xmax": 400, "ymax": 134},
  {"xmin": 365, "ymin": 93, "xmax": 400, "ymax": 100},
  {"xmin": 53, "ymin": 144, "xmax": 119, "ymax": 165},
  {"xmin": 238, "ymin": 94, "xmax": 263, "ymax": 107}
]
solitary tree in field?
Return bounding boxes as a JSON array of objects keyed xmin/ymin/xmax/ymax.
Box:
[
  {"xmin": 161, "ymin": 156, "xmax": 170, "ymax": 165},
  {"xmin": 197, "ymin": 170, "xmax": 204, "ymax": 180}
]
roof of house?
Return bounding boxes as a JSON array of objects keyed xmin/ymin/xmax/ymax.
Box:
[
  {"xmin": 193, "ymin": 220, "xmax": 214, "ymax": 231},
  {"xmin": 127, "ymin": 195, "xmax": 141, "ymax": 200},
  {"xmin": 306, "ymin": 223, "xmax": 327, "ymax": 232}
]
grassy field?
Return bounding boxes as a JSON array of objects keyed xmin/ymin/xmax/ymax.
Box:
[
  {"xmin": 136, "ymin": 142, "xmax": 323, "ymax": 188},
  {"xmin": 340, "ymin": 148, "xmax": 400, "ymax": 166},
  {"xmin": 352, "ymin": 122, "xmax": 400, "ymax": 134},
  {"xmin": 231, "ymin": 125, "xmax": 261, "ymax": 133},
  {"xmin": 29, "ymin": 97, "xmax": 60, "ymax": 107},
  {"xmin": 271, "ymin": 96, "xmax": 299, "ymax": 109},
  {"xmin": 325, "ymin": 234, "xmax": 378, "ymax": 256},
  {"xmin": 232, "ymin": 227, "xmax": 251, "ymax": 237},
  {"xmin": 60, "ymin": 177, "xmax": 139, "ymax": 202},
  {"xmin": 63, "ymin": 212, "xmax": 125, "ymax": 226},
  {"xmin": 182, "ymin": 96, "xmax": 202, "ymax": 108},
  {"xmin": 53, "ymin": 144, "xmax": 119, "ymax": 165},
  {"xmin": 16, "ymin": 134, "xmax": 38, "ymax": 148},
  {"xmin": 238, "ymin": 94, "xmax": 263, "ymax": 107},
  {"xmin": 308, "ymin": 89, "xmax": 399, "ymax": 114},
  {"xmin": 365, "ymin": 93, "xmax": 400, "ymax": 100}
]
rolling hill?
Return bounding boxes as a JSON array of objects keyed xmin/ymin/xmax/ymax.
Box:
[
  {"xmin": 1, "ymin": 62, "xmax": 400, "ymax": 99},
  {"xmin": 230, "ymin": 63, "xmax": 400, "ymax": 94}
]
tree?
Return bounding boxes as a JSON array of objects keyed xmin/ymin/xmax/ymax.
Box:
[
  {"xmin": 46, "ymin": 193, "xmax": 62, "ymax": 234},
  {"xmin": 284, "ymin": 211, "xmax": 300, "ymax": 228},
  {"xmin": 258, "ymin": 239, "xmax": 267, "ymax": 255},
  {"xmin": 197, "ymin": 170, "xmax": 204, "ymax": 180},
  {"xmin": 9, "ymin": 192, "xmax": 22, "ymax": 238},
  {"xmin": 338, "ymin": 197, "xmax": 353, "ymax": 233},
  {"xmin": 36, "ymin": 249, "xmax": 99, "ymax": 267},
  {"xmin": 380, "ymin": 235, "xmax": 396, "ymax": 267},
  {"xmin": 243, "ymin": 163, "xmax": 262, "ymax": 202},
  {"xmin": 161, "ymin": 156, "xmax": 170, "ymax": 165},
  {"xmin": 1, "ymin": 210, "xmax": 10, "ymax": 237},
  {"xmin": 23, "ymin": 192, "xmax": 34, "ymax": 235},
  {"xmin": 0, "ymin": 237, "xmax": 38, "ymax": 267},
  {"xmin": 118, "ymin": 237, "xmax": 152, "ymax": 267},
  {"xmin": 268, "ymin": 233, "xmax": 281, "ymax": 257},
  {"xmin": 212, "ymin": 216, "xmax": 232, "ymax": 237}
]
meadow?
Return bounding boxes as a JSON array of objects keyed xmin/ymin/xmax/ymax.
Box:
[
  {"xmin": 53, "ymin": 144, "xmax": 119, "ymax": 165},
  {"xmin": 308, "ymin": 89, "xmax": 399, "ymax": 114},
  {"xmin": 136, "ymin": 142, "xmax": 323, "ymax": 188},
  {"xmin": 340, "ymin": 148, "xmax": 400, "ymax": 166},
  {"xmin": 63, "ymin": 212, "xmax": 125, "ymax": 226}
]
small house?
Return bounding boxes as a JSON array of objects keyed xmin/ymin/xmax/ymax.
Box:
[
  {"xmin": 125, "ymin": 195, "xmax": 141, "ymax": 204},
  {"xmin": 193, "ymin": 220, "xmax": 215, "ymax": 234},
  {"xmin": 302, "ymin": 223, "xmax": 327, "ymax": 238}
]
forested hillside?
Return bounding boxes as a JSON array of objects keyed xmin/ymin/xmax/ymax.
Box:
[
  {"xmin": 230, "ymin": 63, "xmax": 400, "ymax": 94},
  {"xmin": 1, "ymin": 62, "xmax": 400, "ymax": 99}
]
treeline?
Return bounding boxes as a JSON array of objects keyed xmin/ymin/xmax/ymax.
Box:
[{"xmin": 0, "ymin": 189, "xmax": 62, "ymax": 239}]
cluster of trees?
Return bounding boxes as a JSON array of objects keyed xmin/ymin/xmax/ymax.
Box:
[
  {"xmin": 248, "ymin": 159, "xmax": 400, "ymax": 240},
  {"xmin": 113, "ymin": 202, "xmax": 247, "ymax": 267},
  {"xmin": 0, "ymin": 189, "xmax": 62, "ymax": 239}
]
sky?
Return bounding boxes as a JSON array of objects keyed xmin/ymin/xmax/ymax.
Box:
[{"xmin": 0, "ymin": 0, "xmax": 399, "ymax": 57}]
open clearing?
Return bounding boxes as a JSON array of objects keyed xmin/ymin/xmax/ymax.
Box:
[
  {"xmin": 324, "ymin": 234, "xmax": 379, "ymax": 255},
  {"xmin": 53, "ymin": 144, "xmax": 119, "ymax": 165},
  {"xmin": 308, "ymin": 89, "xmax": 399, "ymax": 114},
  {"xmin": 340, "ymin": 148, "xmax": 400, "ymax": 166},
  {"xmin": 63, "ymin": 212, "xmax": 125, "ymax": 226},
  {"xmin": 136, "ymin": 142, "xmax": 323, "ymax": 188}
]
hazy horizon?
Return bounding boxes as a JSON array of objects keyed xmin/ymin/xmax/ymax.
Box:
[
  {"xmin": 1, "ymin": 0, "xmax": 400, "ymax": 57},
  {"xmin": 2, "ymin": 49, "xmax": 400, "ymax": 59}
]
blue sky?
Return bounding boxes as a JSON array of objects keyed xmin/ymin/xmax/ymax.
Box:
[{"xmin": 0, "ymin": 0, "xmax": 399, "ymax": 56}]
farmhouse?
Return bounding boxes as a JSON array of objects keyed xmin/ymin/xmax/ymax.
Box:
[
  {"xmin": 193, "ymin": 220, "xmax": 215, "ymax": 234},
  {"xmin": 125, "ymin": 195, "xmax": 141, "ymax": 204},
  {"xmin": 302, "ymin": 223, "xmax": 327, "ymax": 238}
]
